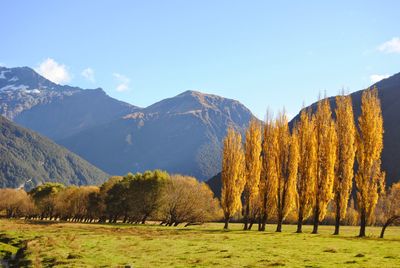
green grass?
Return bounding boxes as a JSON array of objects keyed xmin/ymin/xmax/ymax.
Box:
[{"xmin": 0, "ymin": 219, "xmax": 399, "ymax": 267}]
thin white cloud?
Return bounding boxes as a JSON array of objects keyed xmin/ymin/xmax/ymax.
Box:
[
  {"xmin": 81, "ymin": 67, "xmax": 95, "ymax": 83},
  {"xmin": 378, "ymin": 37, "xmax": 400, "ymax": 54},
  {"xmin": 370, "ymin": 74, "xmax": 390, "ymax": 84},
  {"xmin": 35, "ymin": 58, "xmax": 71, "ymax": 84},
  {"xmin": 113, "ymin": 73, "xmax": 130, "ymax": 92}
]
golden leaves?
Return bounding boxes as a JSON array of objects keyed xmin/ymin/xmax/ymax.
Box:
[
  {"xmin": 221, "ymin": 127, "xmax": 245, "ymax": 218},
  {"xmin": 355, "ymin": 87, "xmax": 384, "ymax": 223}
]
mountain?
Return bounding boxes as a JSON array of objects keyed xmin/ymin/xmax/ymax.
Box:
[
  {"xmin": 1, "ymin": 66, "xmax": 256, "ymax": 181},
  {"xmin": 0, "ymin": 66, "xmax": 138, "ymax": 140},
  {"xmin": 3, "ymin": 65, "xmax": 400, "ymax": 187},
  {"xmin": 0, "ymin": 116, "xmax": 109, "ymax": 189},
  {"xmin": 59, "ymin": 90, "xmax": 255, "ymax": 180},
  {"xmin": 291, "ymin": 72, "xmax": 400, "ymax": 187}
]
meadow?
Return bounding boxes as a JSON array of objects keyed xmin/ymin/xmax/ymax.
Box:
[{"xmin": 0, "ymin": 219, "xmax": 399, "ymax": 267}]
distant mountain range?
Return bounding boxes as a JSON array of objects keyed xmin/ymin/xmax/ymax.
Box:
[
  {"xmin": 0, "ymin": 116, "xmax": 108, "ymax": 188},
  {"xmin": 0, "ymin": 66, "xmax": 254, "ymax": 181},
  {"xmin": 2, "ymin": 65, "xmax": 400, "ymax": 189}
]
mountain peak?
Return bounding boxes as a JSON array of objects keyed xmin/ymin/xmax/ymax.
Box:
[
  {"xmin": 177, "ymin": 90, "xmax": 225, "ymax": 100},
  {"xmin": 0, "ymin": 66, "xmax": 137, "ymax": 137},
  {"xmin": 145, "ymin": 90, "xmax": 244, "ymax": 116},
  {"xmin": 178, "ymin": 90, "xmax": 207, "ymax": 97},
  {"xmin": 0, "ymin": 65, "xmax": 73, "ymax": 92}
]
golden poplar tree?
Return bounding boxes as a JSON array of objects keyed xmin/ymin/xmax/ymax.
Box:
[
  {"xmin": 355, "ymin": 87, "xmax": 384, "ymax": 237},
  {"xmin": 259, "ymin": 112, "xmax": 278, "ymax": 231},
  {"xmin": 294, "ymin": 109, "xmax": 317, "ymax": 233},
  {"xmin": 272, "ymin": 112, "xmax": 299, "ymax": 232},
  {"xmin": 243, "ymin": 119, "xmax": 262, "ymax": 230},
  {"xmin": 312, "ymin": 98, "xmax": 337, "ymax": 234},
  {"xmin": 221, "ymin": 127, "xmax": 245, "ymax": 229},
  {"xmin": 333, "ymin": 93, "xmax": 356, "ymax": 235}
]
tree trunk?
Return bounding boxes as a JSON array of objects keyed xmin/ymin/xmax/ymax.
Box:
[
  {"xmin": 248, "ymin": 218, "xmax": 254, "ymax": 230},
  {"xmin": 380, "ymin": 223, "xmax": 388, "ymax": 239},
  {"xmin": 296, "ymin": 211, "xmax": 303, "ymax": 233},
  {"xmin": 258, "ymin": 195, "xmax": 268, "ymax": 231},
  {"xmin": 359, "ymin": 208, "xmax": 366, "ymax": 237},
  {"xmin": 380, "ymin": 216, "xmax": 399, "ymax": 238},
  {"xmin": 276, "ymin": 213, "xmax": 283, "ymax": 232},
  {"xmin": 260, "ymin": 213, "xmax": 267, "ymax": 231},
  {"xmin": 243, "ymin": 203, "xmax": 249, "ymax": 230},
  {"xmin": 312, "ymin": 205, "xmax": 320, "ymax": 234},
  {"xmin": 333, "ymin": 198, "xmax": 341, "ymax": 235},
  {"xmin": 224, "ymin": 213, "xmax": 230, "ymax": 229}
]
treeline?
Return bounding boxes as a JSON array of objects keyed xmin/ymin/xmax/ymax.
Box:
[
  {"xmin": 221, "ymin": 87, "xmax": 399, "ymax": 237},
  {"xmin": 0, "ymin": 171, "xmax": 221, "ymax": 226}
]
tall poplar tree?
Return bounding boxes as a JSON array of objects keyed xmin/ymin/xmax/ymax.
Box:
[
  {"xmin": 355, "ymin": 87, "xmax": 384, "ymax": 237},
  {"xmin": 243, "ymin": 119, "xmax": 262, "ymax": 230},
  {"xmin": 221, "ymin": 127, "xmax": 245, "ymax": 229},
  {"xmin": 272, "ymin": 112, "xmax": 299, "ymax": 232},
  {"xmin": 333, "ymin": 93, "xmax": 356, "ymax": 235},
  {"xmin": 312, "ymin": 98, "xmax": 337, "ymax": 234},
  {"xmin": 295, "ymin": 109, "xmax": 317, "ymax": 233},
  {"xmin": 259, "ymin": 112, "xmax": 277, "ymax": 231}
]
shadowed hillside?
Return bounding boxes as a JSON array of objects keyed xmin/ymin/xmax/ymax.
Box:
[
  {"xmin": 0, "ymin": 116, "xmax": 108, "ymax": 189},
  {"xmin": 291, "ymin": 72, "xmax": 400, "ymax": 187}
]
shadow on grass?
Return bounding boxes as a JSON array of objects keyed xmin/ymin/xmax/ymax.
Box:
[{"xmin": 23, "ymin": 220, "xmax": 59, "ymax": 226}]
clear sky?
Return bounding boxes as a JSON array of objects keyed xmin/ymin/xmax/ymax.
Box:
[{"xmin": 1, "ymin": 0, "xmax": 400, "ymax": 119}]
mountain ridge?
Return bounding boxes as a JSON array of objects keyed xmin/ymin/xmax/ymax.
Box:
[
  {"xmin": 0, "ymin": 66, "xmax": 138, "ymax": 140},
  {"xmin": 58, "ymin": 90, "xmax": 255, "ymax": 180},
  {"xmin": 1, "ymin": 66, "xmax": 256, "ymax": 181}
]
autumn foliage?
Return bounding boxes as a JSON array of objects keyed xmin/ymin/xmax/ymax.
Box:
[
  {"xmin": 294, "ymin": 109, "xmax": 317, "ymax": 233},
  {"xmin": 0, "ymin": 171, "xmax": 221, "ymax": 226},
  {"xmin": 221, "ymin": 127, "xmax": 246, "ymax": 229},
  {"xmin": 220, "ymin": 87, "xmax": 389, "ymax": 237},
  {"xmin": 333, "ymin": 93, "xmax": 356, "ymax": 235},
  {"xmin": 355, "ymin": 87, "xmax": 385, "ymax": 237}
]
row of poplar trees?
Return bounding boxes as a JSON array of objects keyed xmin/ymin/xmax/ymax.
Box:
[{"xmin": 221, "ymin": 87, "xmax": 384, "ymax": 237}]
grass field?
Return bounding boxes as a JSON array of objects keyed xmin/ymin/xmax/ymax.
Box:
[{"xmin": 0, "ymin": 219, "xmax": 399, "ymax": 267}]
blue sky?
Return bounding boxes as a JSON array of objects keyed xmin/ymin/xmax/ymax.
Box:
[{"xmin": 1, "ymin": 0, "xmax": 400, "ymax": 119}]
